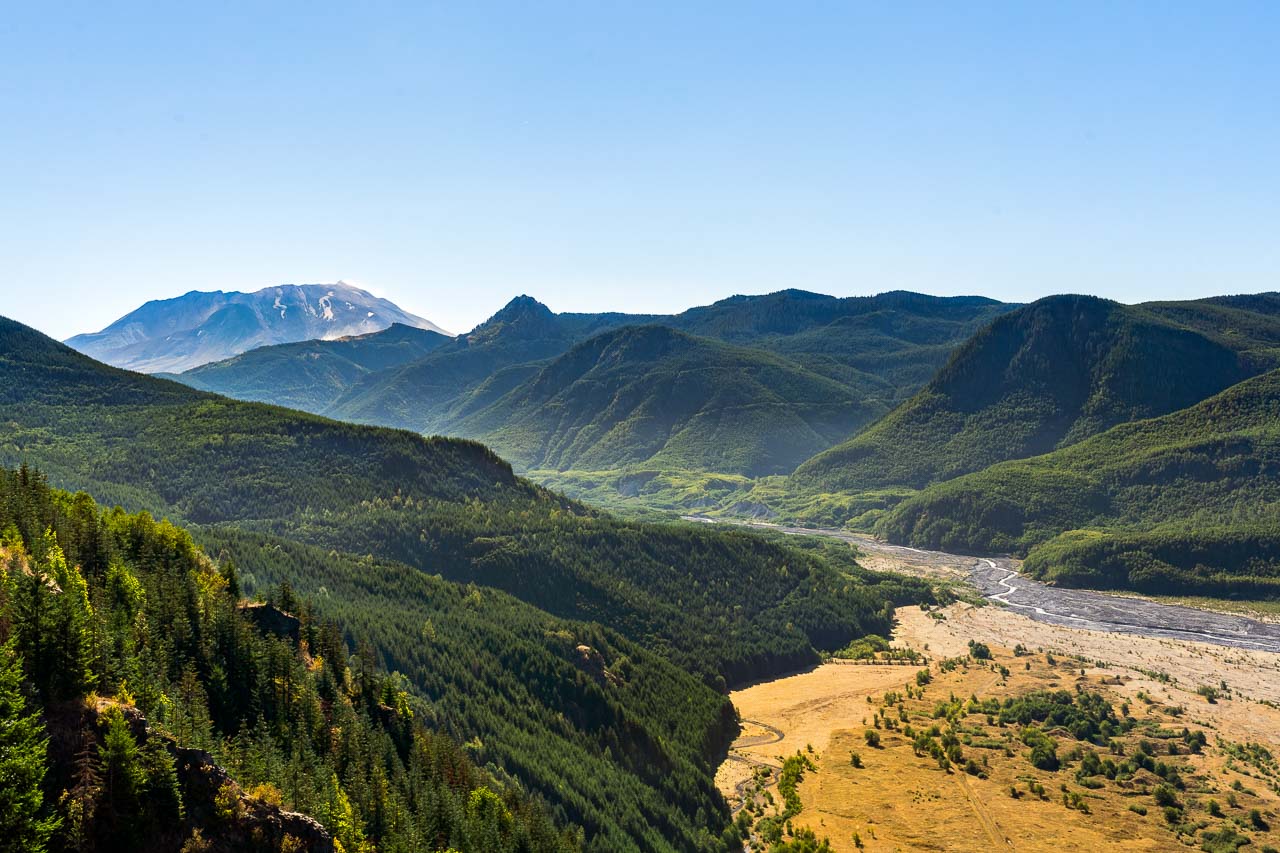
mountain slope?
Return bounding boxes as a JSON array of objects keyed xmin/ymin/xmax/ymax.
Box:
[
  {"xmin": 877, "ymin": 366, "xmax": 1280, "ymax": 568},
  {"xmin": 669, "ymin": 289, "xmax": 1015, "ymax": 395},
  {"xmin": 326, "ymin": 295, "xmax": 657, "ymax": 432},
  {"xmin": 454, "ymin": 324, "xmax": 885, "ymax": 477},
  {"xmin": 2, "ymin": 315, "xmax": 905, "ymax": 684},
  {"xmin": 172, "ymin": 323, "xmax": 450, "ymax": 411},
  {"xmin": 67, "ymin": 282, "xmax": 445, "ymax": 372},
  {"xmin": 328, "ymin": 291, "xmax": 1012, "ymax": 434},
  {"xmin": 793, "ymin": 294, "xmax": 1275, "ymax": 496},
  {"xmin": 0, "ymin": 314, "xmax": 927, "ymax": 848},
  {"xmin": 0, "ymin": 470, "xmax": 576, "ymax": 852}
]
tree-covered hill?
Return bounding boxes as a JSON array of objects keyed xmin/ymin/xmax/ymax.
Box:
[
  {"xmin": 793, "ymin": 294, "xmax": 1280, "ymax": 497},
  {"xmin": 668, "ymin": 289, "xmax": 1013, "ymax": 396},
  {"xmin": 325, "ymin": 296, "xmax": 658, "ymax": 433},
  {"xmin": 876, "ymin": 367, "xmax": 1280, "ymax": 595},
  {"xmin": 0, "ymin": 467, "xmax": 578, "ymax": 853},
  {"xmin": 172, "ymin": 323, "xmax": 450, "ymax": 412},
  {"xmin": 0, "ymin": 314, "xmax": 933, "ymax": 848},
  {"xmin": 449, "ymin": 324, "xmax": 885, "ymax": 477},
  {"xmin": 176, "ymin": 291, "xmax": 1012, "ymax": 488},
  {"xmin": 0, "ymin": 315, "xmax": 915, "ymax": 685}
]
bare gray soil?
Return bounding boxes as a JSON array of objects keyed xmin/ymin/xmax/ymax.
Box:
[{"xmin": 685, "ymin": 516, "xmax": 1280, "ymax": 654}]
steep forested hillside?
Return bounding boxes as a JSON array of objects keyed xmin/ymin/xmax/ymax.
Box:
[
  {"xmin": 326, "ymin": 296, "xmax": 656, "ymax": 432},
  {"xmin": 0, "ymin": 314, "xmax": 931, "ymax": 849},
  {"xmin": 669, "ymin": 289, "xmax": 1013, "ymax": 396},
  {"xmin": 0, "ymin": 468, "xmax": 575, "ymax": 853},
  {"xmin": 175, "ymin": 292, "xmax": 1012, "ymax": 498},
  {"xmin": 173, "ymin": 324, "xmax": 449, "ymax": 411},
  {"xmin": 877, "ymin": 367, "xmax": 1280, "ymax": 594},
  {"xmin": 794, "ymin": 295, "xmax": 1278, "ymax": 496},
  {"xmin": 452, "ymin": 325, "xmax": 884, "ymax": 477}
]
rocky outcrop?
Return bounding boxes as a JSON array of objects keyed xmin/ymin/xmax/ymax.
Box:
[
  {"xmin": 238, "ymin": 602, "xmax": 302, "ymax": 642},
  {"xmin": 574, "ymin": 644, "xmax": 622, "ymax": 687},
  {"xmin": 174, "ymin": 746, "xmax": 333, "ymax": 853},
  {"xmin": 43, "ymin": 698, "xmax": 334, "ymax": 853}
]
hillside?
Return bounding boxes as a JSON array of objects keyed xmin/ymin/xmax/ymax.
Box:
[
  {"xmin": 315, "ymin": 291, "xmax": 1011, "ymax": 433},
  {"xmin": 0, "ymin": 469, "xmax": 576, "ymax": 852},
  {"xmin": 877, "ymin": 367, "xmax": 1280, "ymax": 594},
  {"xmin": 181, "ymin": 290, "xmax": 1012, "ymax": 510},
  {"xmin": 452, "ymin": 324, "xmax": 884, "ymax": 477},
  {"xmin": 0, "ymin": 314, "xmax": 932, "ymax": 849},
  {"xmin": 173, "ymin": 323, "xmax": 450, "ymax": 411},
  {"xmin": 326, "ymin": 295, "xmax": 656, "ymax": 432},
  {"xmin": 0, "ymin": 315, "xmax": 919, "ymax": 684},
  {"xmin": 793, "ymin": 294, "xmax": 1276, "ymax": 497},
  {"xmin": 66, "ymin": 282, "xmax": 445, "ymax": 373},
  {"xmin": 670, "ymin": 289, "xmax": 1014, "ymax": 396}
]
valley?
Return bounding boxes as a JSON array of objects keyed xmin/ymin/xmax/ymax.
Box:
[
  {"xmin": 689, "ymin": 517, "xmax": 1280, "ymax": 654},
  {"xmin": 11, "ymin": 9, "xmax": 1278, "ymax": 852},
  {"xmin": 709, "ymin": 524, "xmax": 1280, "ymax": 850},
  {"xmin": 718, "ymin": 605, "xmax": 1280, "ymax": 851}
]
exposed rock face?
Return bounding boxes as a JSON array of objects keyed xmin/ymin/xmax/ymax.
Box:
[
  {"xmin": 574, "ymin": 644, "xmax": 622, "ymax": 687},
  {"xmin": 42, "ymin": 698, "xmax": 334, "ymax": 853},
  {"xmin": 239, "ymin": 601, "xmax": 302, "ymax": 642},
  {"xmin": 174, "ymin": 746, "xmax": 333, "ymax": 853}
]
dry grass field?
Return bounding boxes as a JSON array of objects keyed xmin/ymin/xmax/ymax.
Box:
[{"xmin": 718, "ymin": 605, "xmax": 1280, "ymax": 852}]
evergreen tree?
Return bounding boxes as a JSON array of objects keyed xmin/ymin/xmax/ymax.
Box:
[
  {"xmin": 43, "ymin": 530, "xmax": 98, "ymax": 698},
  {"xmin": 0, "ymin": 639, "xmax": 59, "ymax": 853},
  {"xmin": 97, "ymin": 705, "xmax": 144, "ymax": 850}
]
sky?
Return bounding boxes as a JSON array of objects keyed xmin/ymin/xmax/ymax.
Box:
[{"xmin": 2, "ymin": 2, "xmax": 1278, "ymax": 340}]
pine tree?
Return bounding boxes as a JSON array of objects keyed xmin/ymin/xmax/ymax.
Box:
[
  {"xmin": 61, "ymin": 728, "xmax": 103, "ymax": 853},
  {"xmin": 219, "ymin": 556, "xmax": 241, "ymax": 601},
  {"xmin": 43, "ymin": 530, "xmax": 98, "ymax": 698},
  {"xmin": 0, "ymin": 639, "xmax": 59, "ymax": 853},
  {"xmin": 98, "ymin": 705, "xmax": 144, "ymax": 848}
]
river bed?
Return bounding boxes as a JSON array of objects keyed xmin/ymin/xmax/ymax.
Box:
[{"xmin": 684, "ymin": 516, "xmax": 1280, "ymax": 654}]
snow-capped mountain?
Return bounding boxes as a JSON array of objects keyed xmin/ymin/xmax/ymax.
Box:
[{"xmin": 66, "ymin": 282, "xmax": 448, "ymax": 373}]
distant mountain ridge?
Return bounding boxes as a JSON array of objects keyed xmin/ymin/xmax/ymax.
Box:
[
  {"xmin": 324, "ymin": 295, "xmax": 663, "ymax": 432},
  {"xmin": 174, "ymin": 322, "xmax": 450, "ymax": 411},
  {"xmin": 66, "ymin": 281, "xmax": 445, "ymax": 372},
  {"xmin": 792, "ymin": 294, "xmax": 1278, "ymax": 496},
  {"xmin": 455, "ymin": 323, "xmax": 884, "ymax": 477}
]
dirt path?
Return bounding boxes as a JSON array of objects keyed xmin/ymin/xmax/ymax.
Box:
[{"xmin": 954, "ymin": 772, "xmax": 1011, "ymax": 849}]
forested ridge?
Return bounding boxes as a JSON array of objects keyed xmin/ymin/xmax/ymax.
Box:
[
  {"xmin": 877, "ymin": 366, "xmax": 1280, "ymax": 596},
  {"xmin": 175, "ymin": 324, "xmax": 450, "ymax": 412},
  {"xmin": 0, "ymin": 315, "xmax": 909, "ymax": 686},
  {"xmin": 447, "ymin": 324, "xmax": 882, "ymax": 478},
  {"xmin": 170, "ymin": 291, "xmax": 1012, "ymax": 511},
  {"xmin": 0, "ymin": 466, "xmax": 575, "ymax": 853},
  {"xmin": 0, "ymin": 314, "xmax": 932, "ymax": 849},
  {"xmin": 793, "ymin": 294, "xmax": 1278, "ymax": 498}
]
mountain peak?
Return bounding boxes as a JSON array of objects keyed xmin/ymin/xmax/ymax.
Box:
[
  {"xmin": 65, "ymin": 283, "xmax": 446, "ymax": 373},
  {"xmin": 490, "ymin": 295, "xmax": 554, "ymax": 321},
  {"xmin": 467, "ymin": 296, "xmax": 558, "ymax": 344}
]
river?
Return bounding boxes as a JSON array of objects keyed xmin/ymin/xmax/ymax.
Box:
[{"xmin": 683, "ymin": 516, "xmax": 1280, "ymax": 655}]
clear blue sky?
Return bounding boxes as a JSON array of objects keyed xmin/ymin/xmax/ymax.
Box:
[{"xmin": 3, "ymin": 2, "xmax": 1277, "ymax": 339}]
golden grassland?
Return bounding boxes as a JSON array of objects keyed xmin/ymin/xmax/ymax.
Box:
[{"xmin": 719, "ymin": 606, "xmax": 1280, "ymax": 851}]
